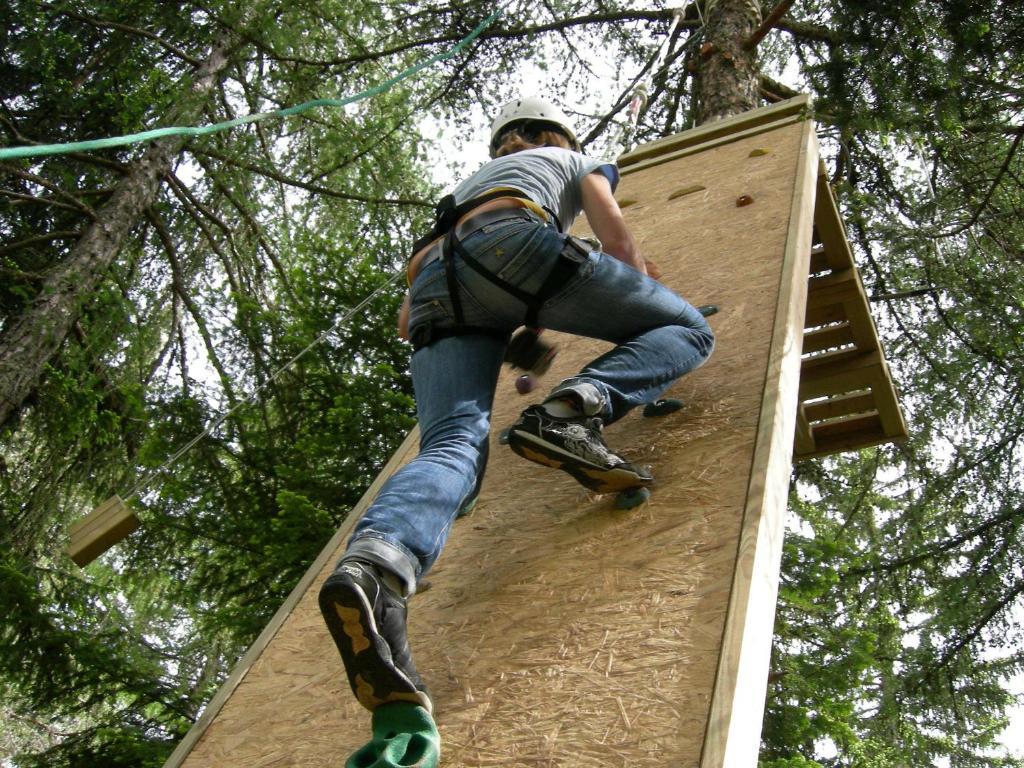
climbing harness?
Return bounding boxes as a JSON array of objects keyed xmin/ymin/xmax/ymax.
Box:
[{"xmin": 407, "ymin": 190, "xmax": 593, "ymax": 351}]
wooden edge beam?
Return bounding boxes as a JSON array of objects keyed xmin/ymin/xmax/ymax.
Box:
[
  {"xmin": 866, "ymin": 360, "xmax": 908, "ymax": 439},
  {"xmin": 813, "ymin": 166, "xmax": 855, "ymax": 272},
  {"xmin": 700, "ymin": 117, "xmax": 819, "ymax": 768},
  {"xmin": 618, "ymin": 95, "xmax": 811, "ymax": 170}
]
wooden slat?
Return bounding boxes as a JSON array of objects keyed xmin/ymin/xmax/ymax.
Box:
[
  {"xmin": 812, "ymin": 412, "xmax": 883, "ymax": 439},
  {"xmin": 806, "ymin": 267, "xmax": 858, "ymax": 300},
  {"xmin": 805, "ymin": 302, "xmax": 849, "ymax": 328},
  {"xmin": 803, "ymin": 390, "xmax": 876, "ymax": 422},
  {"xmin": 799, "ymin": 349, "xmax": 884, "ymax": 401},
  {"xmin": 802, "ymin": 323, "xmax": 854, "ymax": 355},
  {"xmin": 801, "ymin": 346, "xmax": 865, "ymax": 370},
  {"xmin": 809, "ymin": 420, "xmax": 888, "ymax": 457}
]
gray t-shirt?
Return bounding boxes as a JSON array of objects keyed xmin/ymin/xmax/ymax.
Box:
[{"xmin": 451, "ymin": 147, "xmax": 619, "ymax": 232}]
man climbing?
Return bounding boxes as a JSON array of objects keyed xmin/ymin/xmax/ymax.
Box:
[{"xmin": 319, "ymin": 96, "xmax": 714, "ymax": 715}]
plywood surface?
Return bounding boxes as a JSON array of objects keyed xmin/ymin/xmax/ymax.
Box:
[{"xmin": 171, "ymin": 113, "xmax": 814, "ymax": 768}]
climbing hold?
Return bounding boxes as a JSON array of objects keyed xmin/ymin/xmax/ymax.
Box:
[
  {"xmin": 643, "ymin": 398, "xmax": 684, "ymax": 417},
  {"xmin": 668, "ymin": 184, "xmax": 706, "ymax": 201},
  {"xmin": 696, "ymin": 304, "xmax": 719, "ymax": 317},
  {"xmin": 515, "ymin": 374, "xmax": 536, "ymax": 394},
  {"xmin": 748, "ymin": 148, "xmax": 770, "ymax": 157},
  {"xmin": 615, "ymin": 487, "xmax": 651, "ymax": 510},
  {"xmin": 736, "ymin": 195, "xmax": 754, "ymax": 207},
  {"xmin": 505, "ymin": 328, "xmax": 557, "ymax": 375},
  {"xmin": 617, "ymin": 198, "xmax": 639, "ymax": 208},
  {"xmin": 498, "ymin": 428, "xmax": 511, "ymax": 445},
  {"xmin": 346, "ymin": 702, "xmax": 440, "ymax": 768}
]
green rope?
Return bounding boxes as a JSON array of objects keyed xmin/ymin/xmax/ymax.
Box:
[{"xmin": 0, "ymin": 9, "xmax": 503, "ymax": 161}]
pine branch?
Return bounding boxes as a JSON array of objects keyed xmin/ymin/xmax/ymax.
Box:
[
  {"xmin": 189, "ymin": 147, "xmax": 431, "ymax": 207},
  {"xmin": 0, "ymin": 231, "xmax": 82, "ymax": 257},
  {"xmin": 869, "ymin": 287, "xmax": 935, "ymax": 302},
  {"xmin": 42, "ymin": 3, "xmax": 203, "ymax": 66},
  {"xmin": 743, "ymin": 0, "xmax": 796, "ymax": 49},
  {"xmin": 232, "ymin": 10, "xmax": 693, "ymax": 69},
  {"xmin": 933, "ymin": 579, "xmax": 1024, "ymax": 675},
  {"xmin": 844, "ymin": 504, "xmax": 1023, "ymax": 577},
  {"xmin": 0, "ymin": 163, "xmax": 98, "ymax": 219},
  {"xmin": 145, "ymin": 208, "xmax": 239, "ymax": 410},
  {"xmin": 774, "ymin": 18, "xmax": 841, "ymax": 45},
  {"xmin": 926, "ymin": 128, "xmax": 1024, "ymax": 238}
]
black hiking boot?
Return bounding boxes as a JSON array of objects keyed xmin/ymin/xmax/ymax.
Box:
[
  {"xmin": 319, "ymin": 559, "xmax": 432, "ymax": 714},
  {"xmin": 505, "ymin": 405, "xmax": 653, "ymax": 493}
]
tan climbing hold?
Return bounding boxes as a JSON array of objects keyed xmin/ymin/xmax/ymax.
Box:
[{"xmin": 668, "ymin": 185, "xmax": 706, "ymax": 201}]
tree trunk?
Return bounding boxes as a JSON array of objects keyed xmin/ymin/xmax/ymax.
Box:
[
  {"xmin": 694, "ymin": 0, "xmax": 763, "ymax": 123},
  {"xmin": 0, "ymin": 39, "xmax": 232, "ymax": 429}
]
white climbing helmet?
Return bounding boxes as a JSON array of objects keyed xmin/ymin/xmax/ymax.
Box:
[{"xmin": 489, "ymin": 97, "xmax": 581, "ymax": 155}]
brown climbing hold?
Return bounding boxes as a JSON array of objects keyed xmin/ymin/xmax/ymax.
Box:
[
  {"xmin": 736, "ymin": 195, "xmax": 754, "ymax": 207},
  {"xmin": 700, "ymin": 42, "xmax": 715, "ymax": 58},
  {"xmin": 617, "ymin": 199, "xmax": 639, "ymax": 209}
]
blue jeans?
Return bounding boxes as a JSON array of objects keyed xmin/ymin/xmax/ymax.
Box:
[{"xmin": 345, "ymin": 214, "xmax": 714, "ymax": 593}]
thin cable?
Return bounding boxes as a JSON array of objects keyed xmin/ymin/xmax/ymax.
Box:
[
  {"xmin": 0, "ymin": 8, "xmax": 505, "ymax": 161},
  {"xmin": 122, "ymin": 270, "xmax": 405, "ymax": 503},
  {"xmin": 603, "ymin": 6, "xmax": 706, "ymax": 158}
]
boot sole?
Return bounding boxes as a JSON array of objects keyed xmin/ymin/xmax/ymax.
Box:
[
  {"xmin": 506, "ymin": 428, "xmax": 653, "ymax": 493},
  {"xmin": 319, "ymin": 574, "xmax": 432, "ymax": 714}
]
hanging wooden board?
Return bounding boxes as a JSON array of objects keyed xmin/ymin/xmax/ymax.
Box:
[{"xmin": 67, "ymin": 495, "xmax": 139, "ymax": 567}]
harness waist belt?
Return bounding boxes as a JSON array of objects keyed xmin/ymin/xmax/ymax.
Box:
[{"xmin": 415, "ymin": 207, "xmax": 544, "ymax": 274}]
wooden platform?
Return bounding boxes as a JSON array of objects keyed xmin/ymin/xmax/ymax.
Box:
[
  {"xmin": 794, "ymin": 169, "xmax": 907, "ymax": 458},
  {"xmin": 161, "ymin": 97, "xmax": 904, "ymax": 768}
]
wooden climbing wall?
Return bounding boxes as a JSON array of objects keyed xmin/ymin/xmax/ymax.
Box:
[{"xmin": 163, "ymin": 97, "xmax": 836, "ymax": 768}]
